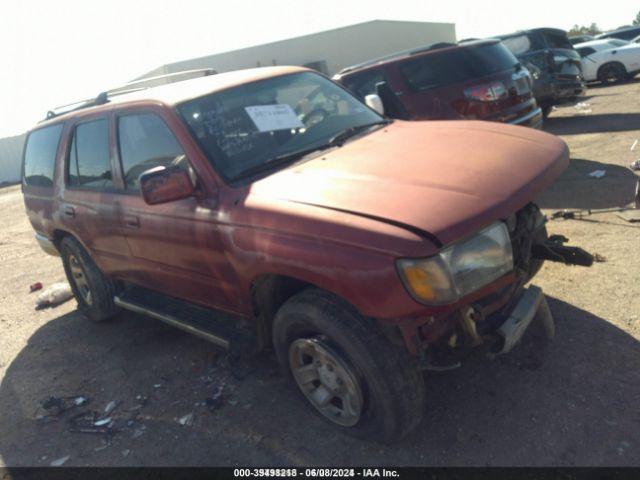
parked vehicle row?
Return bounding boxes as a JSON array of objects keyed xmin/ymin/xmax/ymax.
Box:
[
  {"xmin": 22, "ymin": 65, "xmax": 595, "ymax": 442},
  {"xmin": 334, "ymin": 27, "xmax": 586, "ymax": 125},
  {"xmin": 333, "ymin": 40, "xmax": 542, "ymax": 128}
]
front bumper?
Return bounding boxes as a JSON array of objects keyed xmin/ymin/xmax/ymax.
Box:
[
  {"xmin": 552, "ymin": 76, "xmax": 585, "ymax": 102},
  {"xmin": 494, "ymin": 285, "xmax": 554, "ymax": 354}
]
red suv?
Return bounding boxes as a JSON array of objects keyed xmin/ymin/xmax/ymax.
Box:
[
  {"xmin": 333, "ymin": 40, "xmax": 543, "ymax": 128},
  {"xmin": 22, "ymin": 67, "xmax": 591, "ymax": 442}
]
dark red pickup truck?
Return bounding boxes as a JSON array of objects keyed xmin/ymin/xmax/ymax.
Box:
[{"xmin": 22, "ymin": 67, "xmax": 592, "ymax": 442}]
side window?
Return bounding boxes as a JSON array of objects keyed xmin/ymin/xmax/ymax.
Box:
[
  {"xmin": 68, "ymin": 119, "xmax": 113, "ymax": 190},
  {"xmin": 117, "ymin": 113, "xmax": 186, "ymax": 191},
  {"xmin": 577, "ymin": 47, "xmax": 596, "ymax": 57},
  {"xmin": 23, "ymin": 124, "xmax": 64, "ymax": 187},
  {"xmin": 343, "ymin": 70, "xmax": 387, "ymax": 100}
]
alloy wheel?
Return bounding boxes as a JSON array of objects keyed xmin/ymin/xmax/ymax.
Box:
[
  {"xmin": 288, "ymin": 337, "xmax": 363, "ymax": 427},
  {"xmin": 68, "ymin": 254, "xmax": 93, "ymax": 306}
]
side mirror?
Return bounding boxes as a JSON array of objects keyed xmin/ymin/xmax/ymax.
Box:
[
  {"xmin": 364, "ymin": 94, "xmax": 385, "ymax": 116},
  {"xmin": 139, "ymin": 165, "xmax": 194, "ymax": 205}
]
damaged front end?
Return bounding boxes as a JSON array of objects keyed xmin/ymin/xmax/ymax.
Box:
[{"xmin": 406, "ymin": 203, "xmax": 594, "ymax": 370}]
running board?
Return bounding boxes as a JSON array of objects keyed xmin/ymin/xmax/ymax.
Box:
[{"xmin": 114, "ymin": 287, "xmax": 255, "ymax": 353}]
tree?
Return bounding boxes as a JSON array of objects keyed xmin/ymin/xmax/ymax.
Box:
[
  {"xmin": 568, "ymin": 23, "xmax": 602, "ymax": 37},
  {"xmin": 633, "ymin": 11, "xmax": 640, "ymax": 26}
]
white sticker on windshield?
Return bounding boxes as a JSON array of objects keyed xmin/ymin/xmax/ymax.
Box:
[{"xmin": 245, "ymin": 104, "xmax": 304, "ymax": 132}]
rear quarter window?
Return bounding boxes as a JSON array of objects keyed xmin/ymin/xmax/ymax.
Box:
[{"xmin": 23, "ymin": 124, "xmax": 64, "ymax": 188}]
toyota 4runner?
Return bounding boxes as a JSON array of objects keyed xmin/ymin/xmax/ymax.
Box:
[{"xmin": 22, "ymin": 66, "xmax": 593, "ymax": 442}]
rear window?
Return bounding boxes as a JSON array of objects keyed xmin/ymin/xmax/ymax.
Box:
[
  {"xmin": 399, "ymin": 43, "xmax": 519, "ymax": 91},
  {"xmin": 543, "ymin": 32, "xmax": 573, "ymax": 49},
  {"xmin": 23, "ymin": 124, "xmax": 64, "ymax": 187}
]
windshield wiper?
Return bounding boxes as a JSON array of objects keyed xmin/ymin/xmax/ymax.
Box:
[
  {"xmin": 327, "ymin": 121, "xmax": 389, "ymax": 147},
  {"xmin": 236, "ymin": 144, "xmax": 333, "ymax": 180}
]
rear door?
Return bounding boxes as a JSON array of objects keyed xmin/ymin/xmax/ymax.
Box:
[{"xmin": 59, "ymin": 113, "xmax": 130, "ymax": 272}]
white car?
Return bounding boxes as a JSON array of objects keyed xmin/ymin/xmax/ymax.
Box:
[{"xmin": 575, "ymin": 39, "xmax": 640, "ymax": 83}]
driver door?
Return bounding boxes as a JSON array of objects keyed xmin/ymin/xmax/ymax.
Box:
[{"xmin": 112, "ymin": 108, "xmax": 239, "ymax": 313}]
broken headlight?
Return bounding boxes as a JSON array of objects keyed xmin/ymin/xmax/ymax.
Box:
[{"xmin": 397, "ymin": 222, "xmax": 514, "ymax": 305}]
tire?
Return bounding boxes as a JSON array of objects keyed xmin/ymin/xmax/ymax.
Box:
[
  {"xmin": 598, "ymin": 63, "xmax": 627, "ymax": 85},
  {"xmin": 541, "ymin": 103, "xmax": 553, "ymax": 119},
  {"xmin": 59, "ymin": 236, "xmax": 119, "ymax": 322},
  {"xmin": 272, "ymin": 288, "xmax": 426, "ymax": 443}
]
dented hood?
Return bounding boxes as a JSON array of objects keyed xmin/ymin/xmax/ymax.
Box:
[{"xmin": 250, "ymin": 120, "xmax": 569, "ymax": 247}]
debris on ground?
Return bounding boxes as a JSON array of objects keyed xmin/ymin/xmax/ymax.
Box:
[
  {"xmin": 38, "ymin": 395, "xmax": 90, "ymax": 418},
  {"xmin": 588, "ymin": 170, "xmax": 606, "ymax": 178},
  {"xmin": 178, "ymin": 413, "xmax": 194, "ymax": 426},
  {"xmin": 630, "ymin": 160, "xmax": 640, "ymax": 171},
  {"xmin": 121, "ymin": 449, "xmax": 131, "ymax": 458},
  {"xmin": 104, "ymin": 400, "xmax": 120, "ymax": 415},
  {"xmin": 205, "ymin": 382, "xmax": 226, "ymax": 413},
  {"xmin": 29, "ymin": 282, "xmax": 43, "ymax": 293},
  {"xmin": 68, "ymin": 410, "xmax": 116, "ymax": 437},
  {"xmin": 35, "ymin": 282, "xmax": 73, "ymax": 309},
  {"xmin": 631, "ymin": 139, "xmax": 638, "ymax": 151},
  {"xmin": 132, "ymin": 426, "xmax": 146, "ymax": 439},
  {"xmin": 50, "ymin": 456, "xmax": 70, "ymax": 467},
  {"xmin": 573, "ymin": 101, "xmax": 592, "ymax": 114}
]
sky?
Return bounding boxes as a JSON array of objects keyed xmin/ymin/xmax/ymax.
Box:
[{"xmin": 1, "ymin": 0, "xmax": 638, "ymax": 138}]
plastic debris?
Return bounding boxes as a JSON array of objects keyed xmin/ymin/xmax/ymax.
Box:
[
  {"xmin": 589, "ymin": 170, "xmax": 606, "ymax": 178},
  {"xmin": 104, "ymin": 400, "xmax": 119, "ymax": 415},
  {"xmin": 132, "ymin": 427, "xmax": 146, "ymax": 439},
  {"xmin": 630, "ymin": 160, "xmax": 640, "ymax": 171},
  {"xmin": 178, "ymin": 413, "xmax": 194, "ymax": 426},
  {"xmin": 40, "ymin": 395, "xmax": 90, "ymax": 417},
  {"xmin": 35, "ymin": 282, "xmax": 73, "ymax": 309},
  {"xmin": 50, "ymin": 456, "xmax": 70, "ymax": 467},
  {"xmin": 205, "ymin": 382, "xmax": 225, "ymax": 413},
  {"xmin": 29, "ymin": 282, "xmax": 43, "ymax": 293},
  {"xmin": 631, "ymin": 139, "xmax": 638, "ymax": 151},
  {"xmin": 68, "ymin": 410, "xmax": 115, "ymax": 436}
]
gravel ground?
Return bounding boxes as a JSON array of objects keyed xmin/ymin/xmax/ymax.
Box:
[{"xmin": 0, "ymin": 80, "xmax": 639, "ymax": 467}]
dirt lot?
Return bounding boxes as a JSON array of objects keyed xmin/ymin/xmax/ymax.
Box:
[{"xmin": 1, "ymin": 80, "xmax": 639, "ymax": 467}]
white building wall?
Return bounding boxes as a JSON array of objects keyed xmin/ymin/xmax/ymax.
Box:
[
  {"xmin": 138, "ymin": 20, "xmax": 456, "ymax": 79},
  {"xmin": 0, "ymin": 134, "xmax": 26, "ymax": 184}
]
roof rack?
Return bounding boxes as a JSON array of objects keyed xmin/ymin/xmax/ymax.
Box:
[{"xmin": 42, "ymin": 68, "xmax": 217, "ymax": 122}]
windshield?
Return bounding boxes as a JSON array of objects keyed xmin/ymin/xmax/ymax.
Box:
[{"xmin": 177, "ymin": 71, "xmax": 384, "ymax": 182}]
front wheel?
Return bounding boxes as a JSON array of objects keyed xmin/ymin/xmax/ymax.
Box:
[{"xmin": 272, "ymin": 289, "xmax": 426, "ymax": 442}]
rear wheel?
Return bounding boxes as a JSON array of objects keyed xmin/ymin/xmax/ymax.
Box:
[
  {"xmin": 598, "ymin": 63, "xmax": 627, "ymax": 85},
  {"xmin": 272, "ymin": 288, "xmax": 426, "ymax": 443},
  {"xmin": 59, "ymin": 236, "xmax": 119, "ymax": 322}
]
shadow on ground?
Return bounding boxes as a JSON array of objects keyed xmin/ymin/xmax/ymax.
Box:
[
  {"xmin": 544, "ymin": 113, "xmax": 640, "ymax": 135},
  {"xmin": 536, "ymin": 158, "xmax": 638, "ymax": 211},
  {"xmin": 1, "ymin": 296, "xmax": 640, "ymax": 467}
]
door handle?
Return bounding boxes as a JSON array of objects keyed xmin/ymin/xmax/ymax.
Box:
[
  {"xmin": 63, "ymin": 206, "xmax": 75, "ymax": 218},
  {"xmin": 123, "ymin": 216, "xmax": 140, "ymax": 229}
]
